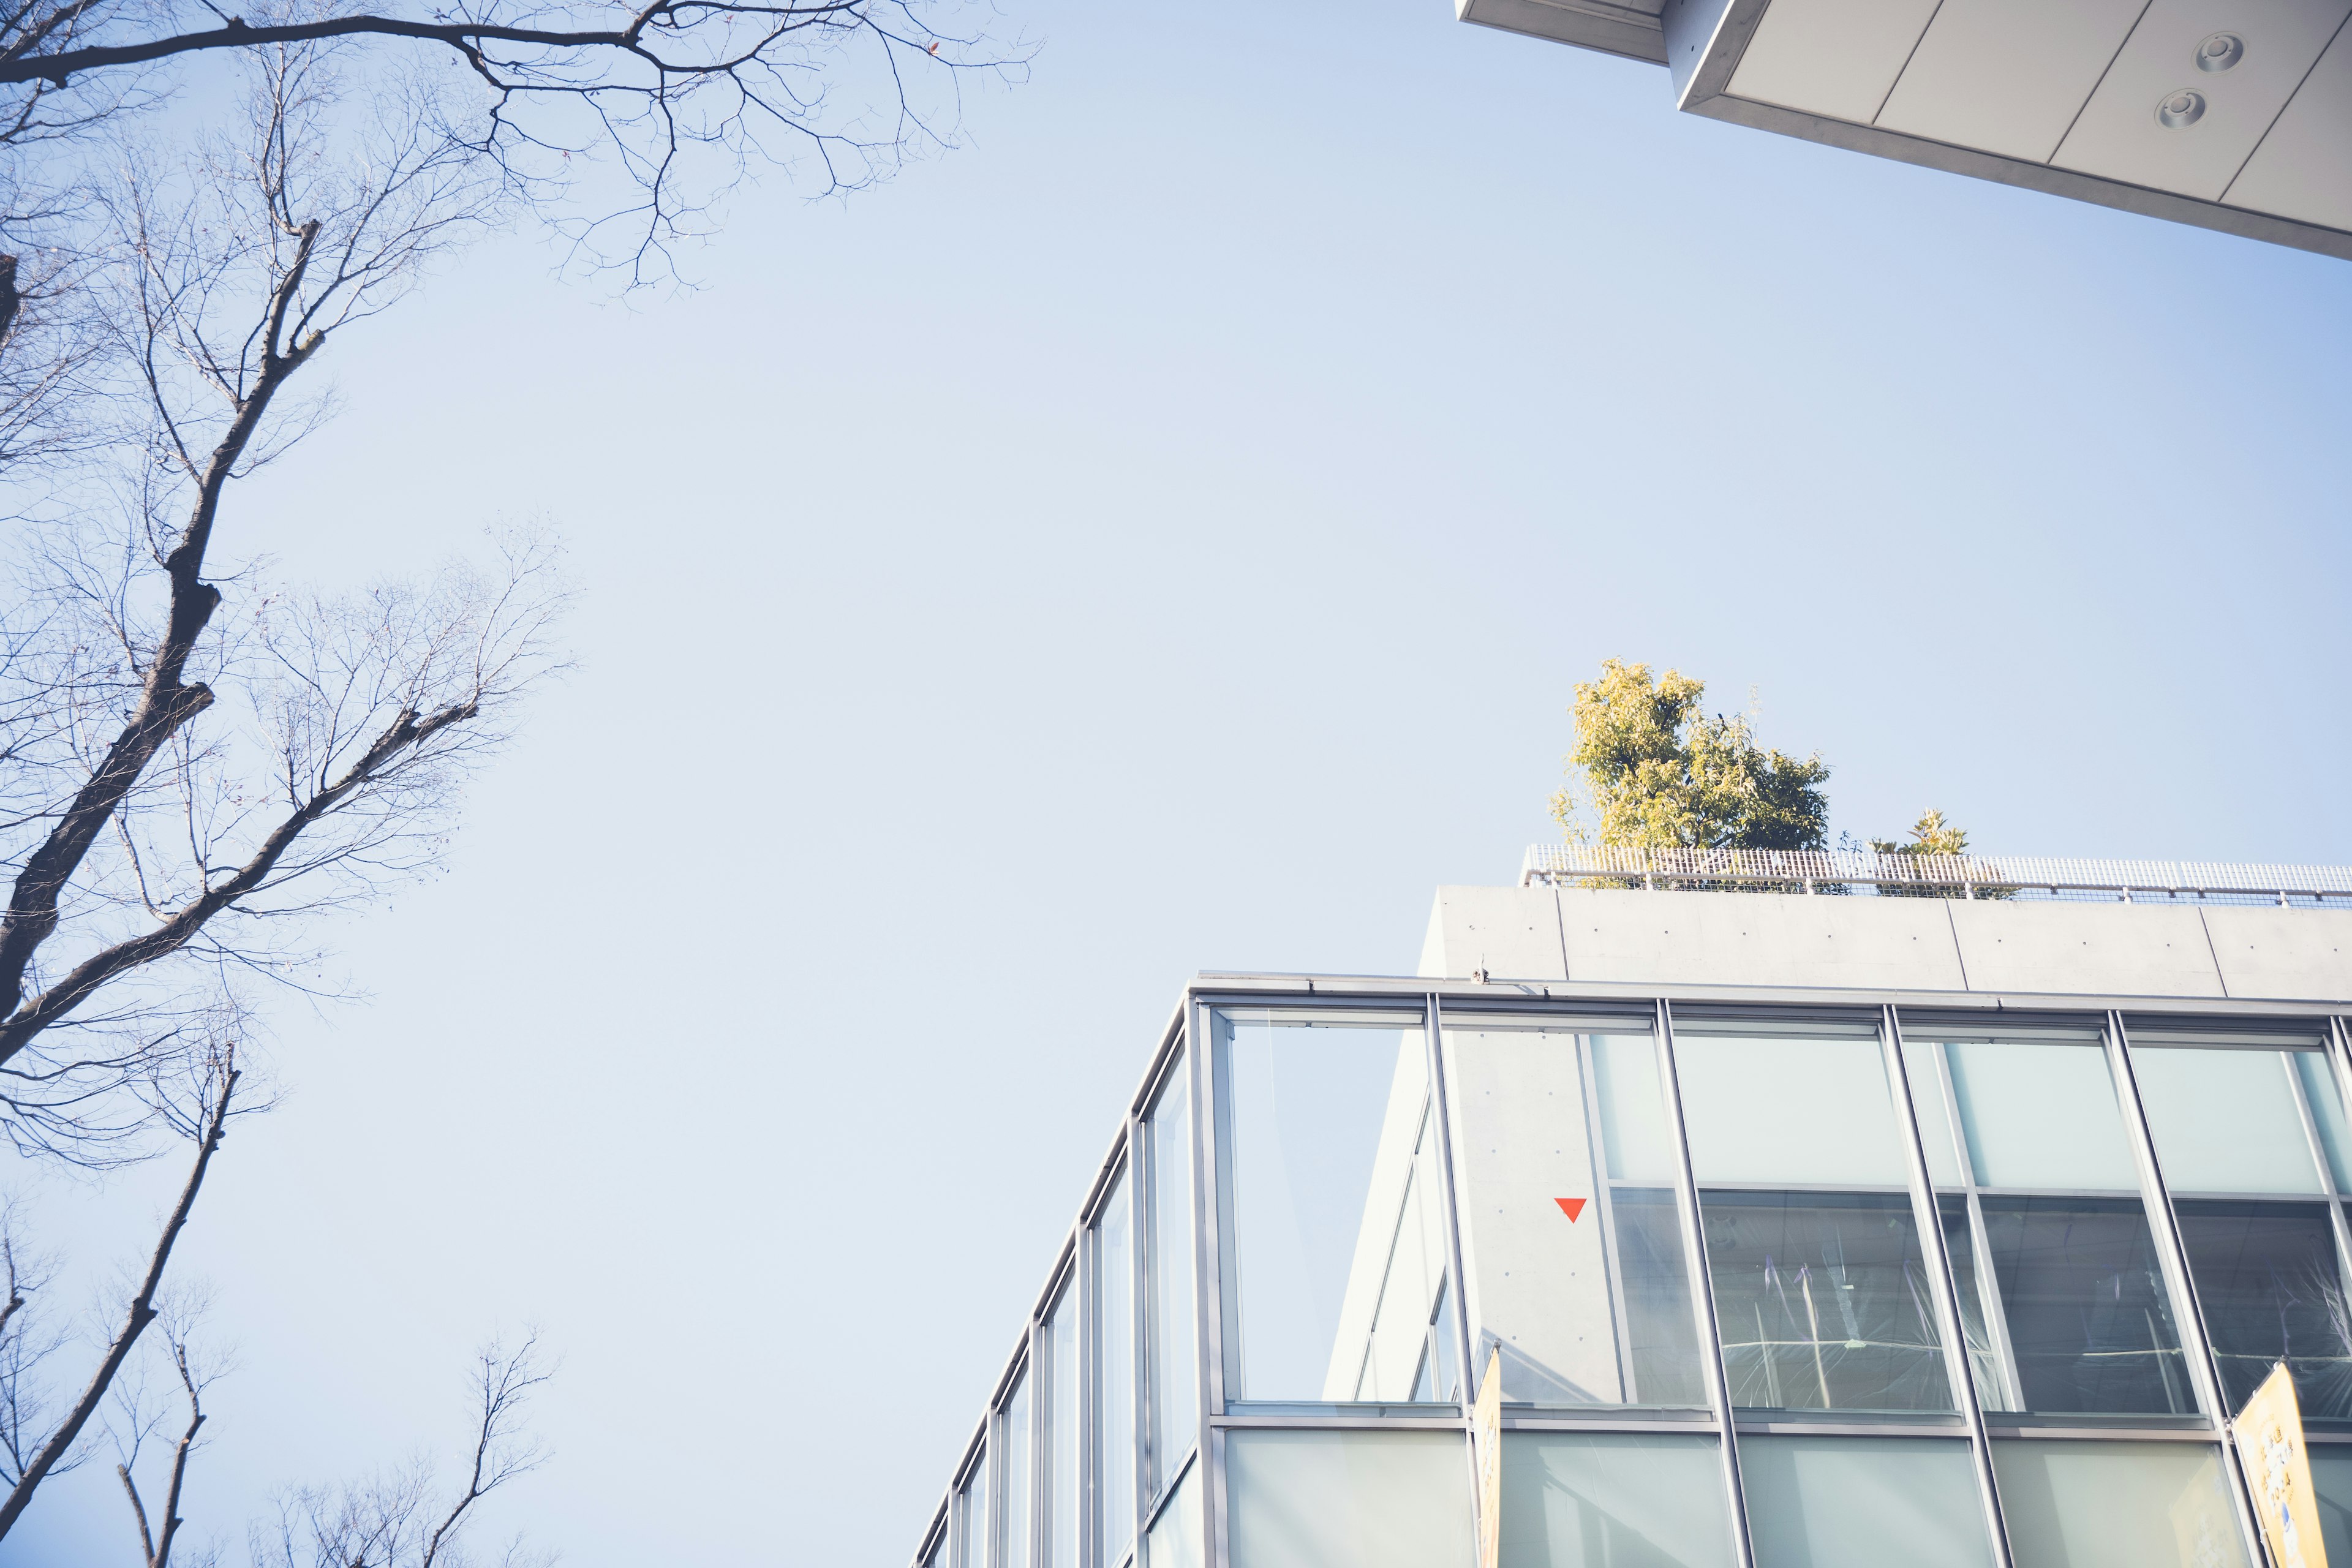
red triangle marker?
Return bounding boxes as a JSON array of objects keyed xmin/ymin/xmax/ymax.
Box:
[{"xmin": 1555, "ymin": 1197, "xmax": 1588, "ymax": 1223}]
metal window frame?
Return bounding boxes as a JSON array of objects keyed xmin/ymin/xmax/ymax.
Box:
[
  {"xmin": 912, "ymin": 981, "xmax": 2352, "ymax": 1568},
  {"xmin": 2103, "ymin": 1011, "xmax": 2269, "ymax": 1568}
]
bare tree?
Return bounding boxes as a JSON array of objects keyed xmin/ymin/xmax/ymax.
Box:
[
  {"xmin": 0, "ymin": 34, "xmax": 568, "ymax": 1160},
  {"xmin": 0, "ymin": 0, "xmax": 1026, "ymax": 284},
  {"xmin": 0, "ymin": 1040, "xmax": 241, "ymax": 1539},
  {"xmin": 246, "ymin": 1335, "xmax": 552, "ymax": 1568},
  {"xmin": 111, "ymin": 1289, "xmax": 232, "ymax": 1568}
]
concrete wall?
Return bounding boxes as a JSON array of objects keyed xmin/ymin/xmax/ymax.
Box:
[{"xmin": 1419, "ymin": 885, "xmax": 2352, "ymax": 1003}]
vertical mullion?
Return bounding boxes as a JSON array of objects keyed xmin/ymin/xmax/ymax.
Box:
[
  {"xmin": 1423, "ymin": 997, "xmax": 1479, "ymax": 1403},
  {"xmin": 1654, "ymin": 999, "xmax": 1755, "ymax": 1568},
  {"xmin": 2103, "ymin": 1011, "xmax": 2267, "ymax": 1568},
  {"xmin": 1079, "ymin": 1197, "xmax": 1099, "ymax": 1568},
  {"xmin": 1129, "ymin": 1110, "xmax": 1149, "ymax": 1566},
  {"xmin": 1423, "ymin": 996, "xmax": 1486, "ymax": 1562},
  {"xmin": 1578, "ymin": 1034, "xmax": 1641, "ymax": 1402},
  {"xmin": 1928, "ymin": 1034, "xmax": 2026, "ymax": 1412},
  {"xmin": 1183, "ymin": 1016, "xmax": 1212, "ymax": 1553},
  {"xmin": 1881, "ymin": 1005, "xmax": 2014, "ymax": 1568}
]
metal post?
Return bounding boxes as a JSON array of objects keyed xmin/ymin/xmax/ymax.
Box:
[
  {"xmin": 1423, "ymin": 997, "xmax": 1488, "ymax": 1559},
  {"xmin": 1880, "ymin": 1006, "xmax": 2014, "ymax": 1568},
  {"xmin": 2103, "ymin": 1012, "xmax": 2267, "ymax": 1568},
  {"xmin": 1653, "ymin": 1000, "xmax": 1755, "ymax": 1568},
  {"xmin": 1423, "ymin": 997, "xmax": 1482, "ymax": 1403},
  {"xmin": 1183, "ymin": 1020, "xmax": 1213, "ymax": 1566},
  {"xmin": 1128, "ymin": 1110, "xmax": 1149, "ymax": 1567}
]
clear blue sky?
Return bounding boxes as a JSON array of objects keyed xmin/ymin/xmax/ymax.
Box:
[{"xmin": 10, "ymin": 0, "xmax": 2351, "ymax": 1562}]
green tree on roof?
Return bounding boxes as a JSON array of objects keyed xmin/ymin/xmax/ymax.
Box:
[{"xmin": 1552, "ymin": 659, "xmax": 1831, "ymax": 851}]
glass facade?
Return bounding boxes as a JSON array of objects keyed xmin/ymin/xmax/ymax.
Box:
[{"xmin": 916, "ymin": 993, "xmax": 2352, "ymax": 1568}]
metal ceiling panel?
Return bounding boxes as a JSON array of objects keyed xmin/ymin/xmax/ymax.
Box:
[
  {"xmin": 1875, "ymin": 0, "xmax": 2150, "ymax": 160},
  {"xmin": 2226, "ymin": 15, "xmax": 2352, "ymax": 223},
  {"xmin": 2054, "ymin": 0, "xmax": 2351, "ymax": 198},
  {"xmin": 1726, "ymin": 0, "xmax": 1942, "ymax": 123}
]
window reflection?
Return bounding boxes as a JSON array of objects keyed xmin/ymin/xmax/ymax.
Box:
[
  {"xmin": 1216, "ymin": 1009, "xmax": 1457, "ymax": 1408},
  {"xmin": 1905, "ymin": 1028, "xmax": 2204, "ymax": 1420},
  {"xmin": 2130, "ymin": 1038, "xmax": 2352, "ymax": 1421},
  {"xmin": 1980, "ymin": 1197, "xmax": 2192, "ymax": 1416},
  {"xmin": 1677, "ymin": 1024, "xmax": 1952, "ymax": 1415},
  {"xmin": 2175, "ymin": 1200, "xmax": 2352, "ymax": 1417},
  {"xmin": 1702, "ymin": 1191, "xmax": 1951, "ymax": 1414},
  {"xmin": 1443, "ymin": 1020, "xmax": 1703, "ymax": 1409}
]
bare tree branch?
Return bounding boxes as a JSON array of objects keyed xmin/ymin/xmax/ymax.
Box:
[{"xmin": 0, "ymin": 1046, "xmax": 236, "ymax": 1539}]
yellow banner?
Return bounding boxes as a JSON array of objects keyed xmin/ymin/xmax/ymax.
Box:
[
  {"xmin": 2234, "ymin": 1361, "xmax": 2328, "ymax": 1568},
  {"xmin": 1473, "ymin": 1348, "xmax": 1504, "ymax": 1568}
]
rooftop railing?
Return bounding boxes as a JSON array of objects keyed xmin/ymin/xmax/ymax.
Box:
[{"xmin": 1519, "ymin": 844, "xmax": 2352, "ymax": 906}]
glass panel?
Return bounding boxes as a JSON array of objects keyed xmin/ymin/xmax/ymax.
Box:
[
  {"xmin": 1352, "ymin": 1102, "xmax": 1458, "ymax": 1403},
  {"xmin": 1678, "ymin": 1027, "xmax": 1950, "ymax": 1414},
  {"xmin": 1496, "ymin": 1431, "xmax": 1735, "ymax": 1568},
  {"xmin": 1044, "ymin": 1289, "xmax": 1080, "ymax": 1568},
  {"xmin": 1901, "ymin": 1038, "xmax": 1966, "ymax": 1189},
  {"xmin": 2134, "ymin": 1046, "xmax": 2328, "ymax": 1195},
  {"xmin": 1446, "ymin": 1022, "xmax": 1703, "ymax": 1409},
  {"xmin": 1594, "ymin": 1033, "xmax": 1675, "ymax": 1183},
  {"xmin": 1937, "ymin": 1196, "xmax": 2013, "ymax": 1412},
  {"xmin": 1675, "ymin": 1031, "xmax": 1909, "ymax": 1187},
  {"xmin": 2299, "ymin": 1053, "xmax": 2352, "ymax": 1194},
  {"xmin": 1738, "ymin": 1436, "xmax": 1993, "ymax": 1568},
  {"xmin": 1700, "ymin": 1191, "xmax": 1952, "ymax": 1412},
  {"xmin": 1981, "ymin": 1196, "xmax": 2196, "ymax": 1416},
  {"xmin": 2310, "ymin": 1447, "xmax": 2352, "ymax": 1568},
  {"xmin": 959, "ymin": 1446, "xmax": 990, "ymax": 1568},
  {"xmin": 1217, "ymin": 1010, "xmax": 1450, "ymax": 1406},
  {"xmin": 1225, "ymin": 1430, "xmax": 1475, "ymax": 1568},
  {"xmin": 1096, "ymin": 1170, "xmax": 1135, "ymax": 1567},
  {"xmin": 1148, "ymin": 1058, "xmax": 1196, "ymax": 1493},
  {"xmin": 1001, "ymin": 1374, "xmax": 1033, "ymax": 1568},
  {"xmin": 2174, "ymin": 1199, "xmax": 2352, "ymax": 1418},
  {"xmin": 1989, "ymin": 1440, "xmax": 2251, "ymax": 1568},
  {"xmin": 1942, "ymin": 1039, "xmax": 2139, "ymax": 1191},
  {"xmin": 1143, "ymin": 1459, "xmax": 1200, "ymax": 1568}
]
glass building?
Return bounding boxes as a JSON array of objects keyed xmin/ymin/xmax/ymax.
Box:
[{"xmin": 913, "ymin": 856, "xmax": 2352, "ymax": 1568}]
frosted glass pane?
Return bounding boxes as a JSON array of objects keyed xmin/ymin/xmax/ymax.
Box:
[
  {"xmin": 1990, "ymin": 1441, "xmax": 2252, "ymax": 1568},
  {"xmin": 1740, "ymin": 1436, "xmax": 1992, "ymax": 1568},
  {"xmin": 1677, "ymin": 1033, "xmax": 1907, "ymax": 1187},
  {"xmin": 1594, "ymin": 1035, "xmax": 1674, "ymax": 1183},
  {"xmin": 2310, "ymin": 1448, "xmax": 2352, "ymax": 1568},
  {"xmin": 1226, "ymin": 1430, "xmax": 1474, "ymax": 1568},
  {"xmin": 1902, "ymin": 1038, "xmax": 1966, "ymax": 1189},
  {"xmin": 2134, "ymin": 1048, "xmax": 2326, "ymax": 1195},
  {"xmin": 1944, "ymin": 1041, "xmax": 2138, "ymax": 1191},
  {"xmin": 2296, "ymin": 1053, "xmax": 2352, "ymax": 1194},
  {"xmin": 1446, "ymin": 1025, "xmax": 1705, "ymax": 1409},
  {"xmin": 1497, "ymin": 1431, "xmax": 1735, "ymax": 1568},
  {"xmin": 1144, "ymin": 1461, "xmax": 1200, "ymax": 1568}
]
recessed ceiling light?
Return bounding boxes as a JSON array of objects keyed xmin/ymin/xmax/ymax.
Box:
[
  {"xmin": 2196, "ymin": 32, "xmax": 2245, "ymax": 72},
  {"xmin": 2157, "ymin": 89, "xmax": 2207, "ymax": 128}
]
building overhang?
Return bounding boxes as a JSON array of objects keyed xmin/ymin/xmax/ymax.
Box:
[{"xmin": 1459, "ymin": 0, "xmax": 2352, "ymax": 260}]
